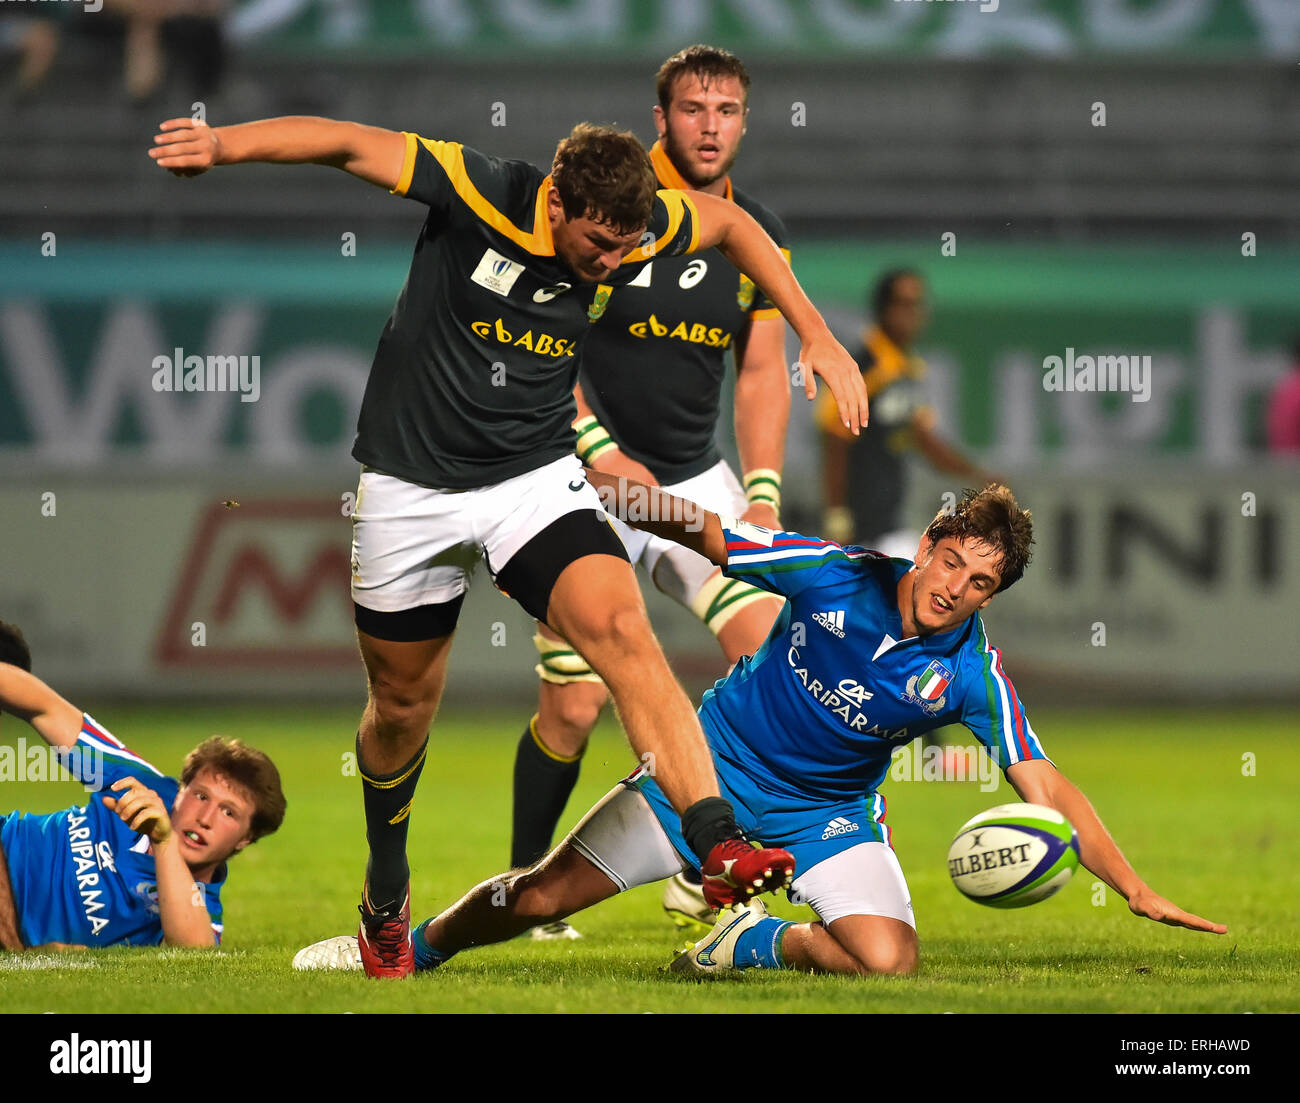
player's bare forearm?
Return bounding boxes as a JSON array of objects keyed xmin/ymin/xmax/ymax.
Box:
[
  {"xmin": 734, "ymin": 317, "xmax": 790, "ymax": 494},
  {"xmin": 150, "ymin": 116, "xmax": 407, "ymax": 189},
  {"xmin": 103, "ymin": 778, "xmax": 215, "ymax": 947},
  {"xmin": 153, "ymin": 837, "xmax": 217, "ymax": 948},
  {"xmin": 691, "ymin": 193, "xmax": 866, "ymax": 432},
  {"xmin": 1009, "ymin": 761, "xmax": 1142, "ymax": 898},
  {"xmin": 0, "ymin": 666, "xmax": 83, "ymax": 750},
  {"xmin": 694, "ymin": 195, "xmax": 820, "ymax": 341},
  {"xmin": 1007, "ymin": 759, "xmax": 1226, "ymax": 934},
  {"xmin": 584, "ymin": 469, "xmax": 726, "ymax": 565}
]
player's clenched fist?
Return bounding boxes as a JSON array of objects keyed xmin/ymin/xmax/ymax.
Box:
[
  {"xmin": 798, "ymin": 333, "xmax": 868, "ymax": 435},
  {"xmin": 102, "ymin": 777, "xmax": 173, "ymax": 846},
  {"xmin": 148, "ymin": 118, "xmax": 222, "ymax": 177}
]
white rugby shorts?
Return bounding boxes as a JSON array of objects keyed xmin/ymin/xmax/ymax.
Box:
[{"xmin": 350, "ymin": 454, "xmax": 609, "ymax": 613}]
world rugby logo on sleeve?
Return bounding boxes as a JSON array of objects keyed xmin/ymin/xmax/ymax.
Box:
[{"xmin": 471, "ymin": 248, "xmax": 525, "ymax": 296}]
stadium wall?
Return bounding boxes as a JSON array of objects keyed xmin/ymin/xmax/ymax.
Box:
[{"xmin": 2, "ymin": 240, "xmax": 1296, "ymax": 701}]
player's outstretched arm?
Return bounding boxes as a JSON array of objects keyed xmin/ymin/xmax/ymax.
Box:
[
  {"xmin": 102, "ymin": 778, "xmax": 216, "ymax": 948},
  {"xmin": 0, "ymin": 665, "xmax": 83, "ymax": 750},
  {"xmin": 584, "ymin": 468, "xmax": 726, "ymax": 565},
  {"xmin": 149, "ymin": 116, "xmax": 407, "ymax": 189},
  {"xmin": 1007, "ymin": 759, "xmax": 1227, "ymax": 934},
  {"xmin": 689, "ymin": 191, "xmax": 867, "ymax": 435},
  {"xmin": 733, "ymin": 316, "xmax": 790, "ymax": 530}
]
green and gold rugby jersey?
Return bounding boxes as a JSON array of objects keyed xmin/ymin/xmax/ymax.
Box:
[
  {"xmin": 352, "ymin": 132, "xmax": 699, "ymax": 489},
  {"xmin": 579, "ymin": 140, "xmax": 790, "ymax": 485}
]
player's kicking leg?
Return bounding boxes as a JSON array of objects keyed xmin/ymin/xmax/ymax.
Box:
[
  {"xmin": 671, "ymin": 843, "xmax": 918, "ymax": 978},
  {"xmin": 543, "ymin": 553, "xmax": 791, "ymax": 902},
  {"xmin": 649, "ymin": 540, "xmax": 784, "ymax": 930},
  {"xmin": 488, "ymin": 457, "xmax": 793, "ymax": 907}
]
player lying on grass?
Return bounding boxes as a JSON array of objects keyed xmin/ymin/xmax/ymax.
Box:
[
  {"xmin": 298, "ymin": 479, "xmax": 1224, "ymax": 976},
  {"xmin": 0, "ymin": 620, "xmax": 285, "ymax": 951}
]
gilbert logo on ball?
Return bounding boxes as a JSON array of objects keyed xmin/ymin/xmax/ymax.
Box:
[{"xmin": 947, "ymin": 803, "xmax": 1080, "ymax": 908}]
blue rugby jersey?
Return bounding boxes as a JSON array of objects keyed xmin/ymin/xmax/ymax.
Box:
[
  {"xmin": 0, "ymin": 716, "xmax": 224, "ymax": 947},
  {"xmin": 699, "ymin": 522, "xmax": 1048, "ymax": 804}
]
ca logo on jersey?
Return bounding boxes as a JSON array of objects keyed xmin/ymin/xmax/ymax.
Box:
[
  {"xmin": 836, "ymin": 679, "xmax": 873, "ymax": 706},
  {"xmin": 471, "ymin": 249, "xmax": 525, "ymax": 297}
]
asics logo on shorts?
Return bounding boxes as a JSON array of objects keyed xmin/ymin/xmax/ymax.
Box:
[
  {"xmin": 812, "ymin": 610, "xmax": 846, "ymax": 637},
  {"xmin": 821, "ymin": 816, "xmax": 859, "ymax": 840}
]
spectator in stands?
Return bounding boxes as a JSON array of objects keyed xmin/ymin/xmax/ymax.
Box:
[
  {"xmin": 3, "ymin": 1, "xmax": 226, "ymax": 105},
  {"xmin": 817, "ymin": 268, "xmax": 993, "ymax": 557}
]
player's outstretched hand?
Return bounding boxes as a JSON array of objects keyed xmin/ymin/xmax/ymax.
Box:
[
  {"xmin": 102, "ymin": 777, "xmax": 173, "ymax": 846},
  {"xmin": 149, "ymin": 118, "xmax": 221, "ymax": 177},
  {"xmin": 1127, "ymin": 885, "xmax": 1227, "ymax": 934},
  {"xmin": 798, "ymin": 333, "xmax": 867, "ymax": 435}
]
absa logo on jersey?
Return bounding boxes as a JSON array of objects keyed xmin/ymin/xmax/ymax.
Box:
[
  {"xmin": 627, "ymin": 314, "xmax": 733, "ymax": 348},
  {"xmin": 470, "ymin": 319, "xmax": 576, "ymax": 357}
]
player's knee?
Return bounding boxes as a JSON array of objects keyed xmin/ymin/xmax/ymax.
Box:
[
  {"xmin": 848, "ymin": 938, "xmax": 918, "ymax": 977},
  {"xmin": 582, "ymin": 605, "xmax": 656, "ymax": 659},
  {"xmin": 367, "ymin": 679, "xmax": 437, "ymax": 738},
  {"xmin": 543, "ymin": 686, "xmax": 605, "ymax": 748}
]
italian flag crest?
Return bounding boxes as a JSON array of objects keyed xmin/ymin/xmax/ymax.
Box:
[{"xmin": 917, "ymin": 660, "xmax": 953, "ymax": 701}]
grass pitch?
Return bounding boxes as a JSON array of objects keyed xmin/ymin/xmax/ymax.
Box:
[{"xmin": 1, "ymin": 704, "xmax": 1296, "ymax": 1014}]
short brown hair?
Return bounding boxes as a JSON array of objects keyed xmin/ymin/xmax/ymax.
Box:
[
  {"xmin": 656, "ymin": 44, "xmax": 751, "ymax": 112},
  {"xmin": 924, "ymin": 484, "xmax": 1034, "ymax": 593},
  {"xmin": 550, "ymin": 124, "xmax": 657, "ymax": 235},
  {"xmin": 182, "ymin": 736, "xmax": 286, "ymax": 843}
]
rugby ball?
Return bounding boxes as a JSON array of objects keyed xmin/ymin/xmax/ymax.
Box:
[{"xmin": 947, "ymin": 803, "xmax": 1079, "ymax": 908}]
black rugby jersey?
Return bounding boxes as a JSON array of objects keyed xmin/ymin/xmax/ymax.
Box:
[
  {"xmin": 352, "ymin": 132, "xmax": 698, "ymax": 489},
  {"xmin": 578, "ymin": 141, "xmax": 790, "ymax": 485}
]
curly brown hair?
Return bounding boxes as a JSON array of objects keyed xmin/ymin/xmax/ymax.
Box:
[
  {"xmin": 550, "ymin": 123, "xmax": 657, "ymax": 235},
  {"xmin": 182, "ymin": 736, "xmax": 286, "ymax": 843},
  {"xmin": 924, "ymin": 484, "xmax": 1034, "ymax": 593}
]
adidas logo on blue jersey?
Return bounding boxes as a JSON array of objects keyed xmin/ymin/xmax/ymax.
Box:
[
  {"xmin": 821, "ymin": 816, "xmax": 859, "ymax": 840},
  {"xmin": 812, "ymin": 610, "xmax": 846, "ymax": 638}
]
